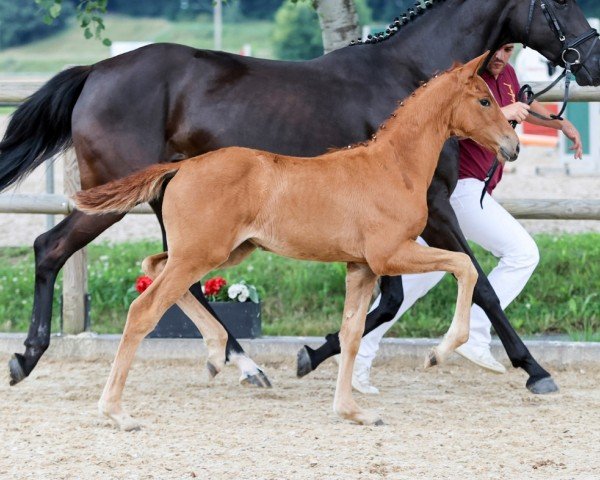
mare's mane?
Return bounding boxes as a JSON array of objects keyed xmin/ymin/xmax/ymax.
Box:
[{"xmin": 349, "ymin": 0, "xmax": 446, "ymax": 47}]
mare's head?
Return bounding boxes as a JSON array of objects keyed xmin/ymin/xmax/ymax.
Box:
[
  {"xmin": 448, "ymin": 53, "xmax": 520, "ymax": 163},
  {"xmin": 511, "ymin": 0, "xmax": 600, "ymax": 86}
]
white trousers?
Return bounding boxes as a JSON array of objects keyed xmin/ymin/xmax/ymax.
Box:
[{"xmin": 356, "ymin": 178, "xmax": 540, "ymax": 367}]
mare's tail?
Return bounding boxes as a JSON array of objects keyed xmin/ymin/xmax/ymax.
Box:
[
  {"xmin": 73, "ymin": 163, "xmax": 181, "ymax": 214},
  {"xmin": 0, "ymin": 66, "xmax": 92, "ymax": 192}
]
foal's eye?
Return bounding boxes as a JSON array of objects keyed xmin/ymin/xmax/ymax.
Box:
[
  {"xmin": 479, "ymin": 99, "xmax": 491, "ymax": 107},
  {"xmin": 554, "ymin": 0, "xmax": 567, "ymax": 5}
]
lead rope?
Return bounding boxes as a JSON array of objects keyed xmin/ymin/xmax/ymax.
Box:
[{"xmin": 479, "ymin": 84, "xmax": 536, "ymax": 208}]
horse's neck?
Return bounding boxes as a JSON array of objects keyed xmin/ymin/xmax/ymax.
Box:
[
  {"xmin": 369, "ymin": 78, "xmax": 456, "ymax": 182},
  {"xmin": 371, "ymin": 0, "xmax": 516, "ymax": 80}
]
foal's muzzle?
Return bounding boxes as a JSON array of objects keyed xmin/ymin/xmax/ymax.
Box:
[{"xmin": 500, "ymin": 142, "xmax": 520, "ymax": 163}]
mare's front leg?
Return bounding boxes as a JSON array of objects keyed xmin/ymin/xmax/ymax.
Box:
[
  {"xmin": 333, "ymin": 263, "xmax": 381, "ymax": 425},
  {"xmin": 297, "ymin": 276, "xmax": 405, "ymax": 377},
  {"xmin": 423, "ymin": 181, "xmax": 557, "ymax": 393},
  {"xmin": 9, "ymin": 210, "xmax": 124, "ymax": 385},
  {"xmin": 374, "ymin": 241, "xmax": 478, "ymax": 366}
]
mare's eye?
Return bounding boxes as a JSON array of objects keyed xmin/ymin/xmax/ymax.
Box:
[
  {"xmin": 554, "ymin": 0, "xmax": 566, "ymax": 5},
  {"xmin": 479, "ymin": 99, "xmax": 491, "ymax": 107}
]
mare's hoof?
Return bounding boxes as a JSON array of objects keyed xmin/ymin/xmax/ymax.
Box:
[
  {"xmin": 296, "ymin": 346, "xmax": 314, "ymax": 378},
  {"xmin": 206, "ymin": 361, "xmax": 219, "ymax": 379},
  {"xmin": 424, "ymin": 349, "xmax": 439, "ymax": 369},
  {"xmin": 527, "ymin": 376, "xmax": 559, "ymax": 395},
  {"xmin": 8, "ymin": 354, "xmax": 27, "ymax": 386},
  {"xmin": 240, "ymin": 368, "xmax": 272, "ymax": 388}
]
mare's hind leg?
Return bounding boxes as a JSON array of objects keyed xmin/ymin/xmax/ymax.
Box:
[
  {"xmin": 333, "ymin": 263, "xmax": 380, "ymax": 425},
  {"xmin": 9, "ymin": 210, "xmax": 124, "ymax": 385},
  {"xmin": 141, "ymin": 242, "xmax": 261, "ymax": 383},
  {"xmin": 100, "ymin": 254, "xmax": 220, "ymax": 430},
  {"xmin": 375, "ymin": 241, "xmax": 478, "ymax": 367}
]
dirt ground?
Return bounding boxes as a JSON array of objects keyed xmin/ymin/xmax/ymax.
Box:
[{"xmin": 1, "ymin": 358, "xmax": 598, "ymax": 479}]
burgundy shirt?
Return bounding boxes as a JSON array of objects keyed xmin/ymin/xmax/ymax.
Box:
[{"xmin": 458, "ymin": 64, "xmax": 520, "ymax": 193}]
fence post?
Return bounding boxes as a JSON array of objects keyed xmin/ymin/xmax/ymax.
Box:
[{"xmin": 62, "ymin": 149, "xmax": 88, "ymax": 334}]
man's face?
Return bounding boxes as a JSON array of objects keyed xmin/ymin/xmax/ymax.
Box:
[{"xmin": 487, "ymin": 44, "xmax": 515, "ymax": 77}]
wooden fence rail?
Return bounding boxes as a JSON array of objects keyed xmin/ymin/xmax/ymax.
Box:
[
  {"xmin": 3, "ymin": 79, "xmax": 597, "ymax": 105},
  {"xmin": 2, "ymin": 193, "xmax": 600, "ymax": 220}
]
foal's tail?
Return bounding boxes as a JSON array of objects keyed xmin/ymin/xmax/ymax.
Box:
[
  {"xmin": 73, "ymin": 163, "xmax": 181, "ymax": 214},
  {"xmin": 0, "ymin": 66, "xmax": 92, "ymax": 192}
]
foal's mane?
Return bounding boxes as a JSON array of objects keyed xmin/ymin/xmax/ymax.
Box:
[
  {"xmin": 329, "ymin": 62, "xmax": 462, "ymax": 154},
  {"xmin": 349, "ymin": 0, "xmax": 446, "ymax": 47}
]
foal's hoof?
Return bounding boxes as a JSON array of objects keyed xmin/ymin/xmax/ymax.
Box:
[
  {"xmin": 424, "ymin": 348, "xmax": 439, "ymax": 369},
  {"xmin": 240, "ymin": 368, "xmax": 272, "ymax": 388},
  {"xmin": 296, "ymin": 346, "xmax": 315, "ymax": 378},
  {"xmin": 337, "ymin": 408, "xmax": 383, "ymax": 426},
  {"xmin": 103, "ymin": 411, "xmax": 142, "ymax": 431},
  {"xmin": 206, "ymin": 361, "xmax": 220, "ymax": 380},
  {"xmin": 527, "ymin": 376, "xmax": 559, "ymax": 395},
  {"xmin": 8, "ymin": 354, "xmax": 27, "ymax": 386}
]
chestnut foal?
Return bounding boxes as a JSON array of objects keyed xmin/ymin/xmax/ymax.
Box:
[{"xmin": 74, "ymin": 53, "xmax": 518, "ymax": 430}]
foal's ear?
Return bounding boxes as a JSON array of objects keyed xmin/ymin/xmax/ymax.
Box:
[{"xmin": 462, "ymin": 51, "xmax": 491, "ymax": 79}]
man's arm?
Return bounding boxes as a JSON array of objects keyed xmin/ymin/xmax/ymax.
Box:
[
  {"xmin": 499, "ymin": 101, "xmax": 583, "ymax": 159},
  {"xmin": 527, "ymin": 101, "xmax": 583, "ymax": 159}
]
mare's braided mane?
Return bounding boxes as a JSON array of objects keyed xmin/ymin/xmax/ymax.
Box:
[{"xmin": 349, "ymin": 0, "xmax": 448, "ymax": 47}]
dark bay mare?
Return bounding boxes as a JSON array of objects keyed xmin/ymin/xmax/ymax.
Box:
[{"xmin": 1, "ymin": 0, "xmax": 599, "ymax": 392}]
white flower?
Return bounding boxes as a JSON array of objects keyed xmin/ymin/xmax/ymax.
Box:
[{"xmin": 228, "ymin": 283, "xmax": 250, "ymax": 302}]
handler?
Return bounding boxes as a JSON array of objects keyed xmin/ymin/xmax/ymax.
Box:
[{"xmin": 353, "ymin": 44, "xmax": 583, "ymax": 394}]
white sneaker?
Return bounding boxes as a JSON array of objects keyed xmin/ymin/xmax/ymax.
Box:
[
  {"xmin": 352, "ymin": 360, "xmax": 380, "ymax": 395},
  {"xmin": 455, "ymin": 343, "xmax": 506, "ymax": 374}
]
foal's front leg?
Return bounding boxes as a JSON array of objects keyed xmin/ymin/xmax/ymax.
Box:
[
  {"xmin": 333, "ymin": 263, "xmax": 381, "ymax": 425},
  {"xmin": 375, "ymin": 240, "xmax": 478, "ymax": 366}
]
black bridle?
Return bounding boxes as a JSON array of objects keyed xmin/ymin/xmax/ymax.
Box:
[
  {"xmin": 479, "ymin": 0, "xmax": 599, "ymax": 207},
  {"xmin": 523, "ymin": 0, "xmax": 599, "ymax": 120}
]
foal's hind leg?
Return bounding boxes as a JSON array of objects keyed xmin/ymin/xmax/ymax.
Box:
[
  {"xmin": 141, "ymin": 242, "xmax": 261, "ymax": 383},
  {"xmin": 333, "ymin": 263, "xmax": 380, "ymax": 425},
  {"xmin": 152, "ymin": 202, "xmax": 270, "ymax": 387},
  {"xmin": 142, "ymin": 253, "xmax": 229, "ymax": 378},
  {"xmin": 99, "ymin": 255, "xmax": 216, "ymax": 430},
  {"xmin": 374, "ymin": 241, "xmax": 478, "ymax": 367}
]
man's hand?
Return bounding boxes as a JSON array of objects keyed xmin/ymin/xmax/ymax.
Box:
[
  {"xmin": 501, "ymin": 102, "xmax": 530, "ymax": 123},
  {"xmin": 561, "ymin": 120, "xmax": 583, "ymax": 159}
]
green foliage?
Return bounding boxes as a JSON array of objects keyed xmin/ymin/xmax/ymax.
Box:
[
  {"xmin": 366, "ymin": 0, "xmax": 414, "ymax": 22},
  {"xmin": 354, "ymin": 0, "xmax": 373, "ymax": 26},
  {"xmin": 0, "ymin": 16, "xmax": 276, "ymax": 72},
  {"xmin": 0, "ymin": 0, "xmax": 73, "ymax": 49},
  {"xmin": 272, "ymin": 1, "xmax": 322, "ymax": 60},
  {"xmin": 34, "ymin": 0, "xmax": 111, "ymax": 45},
  {"xmin": 0, "ymin": 234, "xmax": 598, "ymax": 341},
  {"xmin": 579, "ymin": 0, "xmax": 600, "ymax": 18},
  {"xmin": 239, "ymin": 0, "xmax": 284, "ymax": 20}
]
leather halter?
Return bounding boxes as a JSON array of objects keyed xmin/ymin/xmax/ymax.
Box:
[
  {"xmin": 479, "ymin": 0, "xmax": 599, "ymax": 207},
  {"xmin": 522, "ymin": 0, "xmax": 599, "ymax": 121}
]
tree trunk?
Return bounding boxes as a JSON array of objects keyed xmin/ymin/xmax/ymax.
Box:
[{"xmin": 314, "ymin": 0, "xmax": 361, "ymax": 54}]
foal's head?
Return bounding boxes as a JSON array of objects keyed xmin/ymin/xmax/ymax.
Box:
[{"xmin": 448, "ymin": 53, "xmax": 520, "ymax": 163}]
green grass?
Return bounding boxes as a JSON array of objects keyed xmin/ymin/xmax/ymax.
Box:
[
  {"xmin": 0, "ymin": 14, "xmax": 275, "ymax": 74},
  {"xmin": 0, "ymin": 234, "xmax": 598, "ymax": 340}
]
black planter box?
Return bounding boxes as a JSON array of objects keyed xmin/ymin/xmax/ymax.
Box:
[{"xmin": 147, "ymin": 301, "xmax": 261, "ymax": 339}]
